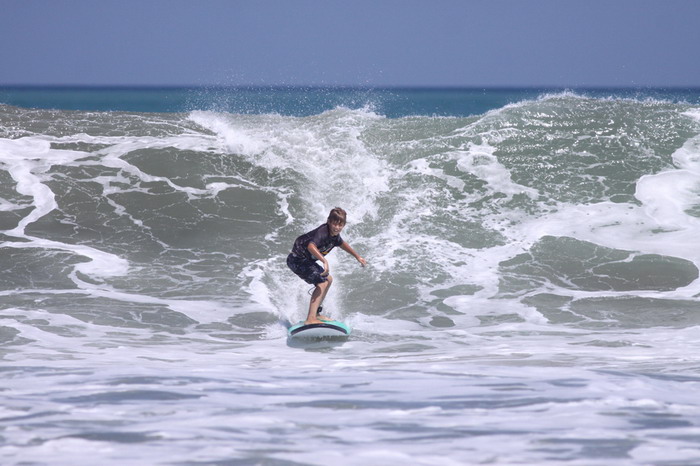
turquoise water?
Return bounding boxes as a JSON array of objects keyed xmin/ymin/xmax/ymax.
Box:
[
  {"xmin": 3, "ymin": 85, "xmax": 700, "ymax": 116},
  {"xmin": 2, "ymin": 88, "xmax": 700, "ymax": 464}
]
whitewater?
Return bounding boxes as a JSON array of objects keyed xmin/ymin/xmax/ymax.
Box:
[{"xmin": 1, "ymin": 89, "xmax": 700, "ymax": 465}]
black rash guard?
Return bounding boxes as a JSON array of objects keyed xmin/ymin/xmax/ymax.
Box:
[{"xmin": 291, "ymin": 223, "xmax": 344, "ymax": 262}]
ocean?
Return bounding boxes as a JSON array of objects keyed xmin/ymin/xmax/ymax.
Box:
[{"xmin": 1, "ymin": 86, "xmax": 700, "ymax": 465}]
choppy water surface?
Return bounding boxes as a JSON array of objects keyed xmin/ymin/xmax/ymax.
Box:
[{"xmin": 2, "ymin": 90, "xmax": 700, "ymax": 464}]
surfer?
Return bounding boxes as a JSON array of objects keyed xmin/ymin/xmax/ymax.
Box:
[{"xmin": 287, "ymin": 207, "xmax": 367, "ymax": 325}]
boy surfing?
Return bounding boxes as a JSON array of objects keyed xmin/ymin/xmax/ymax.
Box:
[{"xmin": 287, "ymin": 207, "xmax": 366, "ymax": 325}]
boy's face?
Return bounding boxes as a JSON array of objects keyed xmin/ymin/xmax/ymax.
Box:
[{"xmin": 329, "ymin": 221, "xmax": 345, "ymax": 236}]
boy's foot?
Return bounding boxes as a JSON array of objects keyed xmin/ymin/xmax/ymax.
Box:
[
  {"xmin": 315, "ymin": 305, "xmax": 332, "ymax": 321},
  {"xmin": 305, "ymin": 315, "xmax": 332, "ymax": 325},
  {"xmin": 304, "ymin": 318, "xmax": 326, "ymax": 325}
]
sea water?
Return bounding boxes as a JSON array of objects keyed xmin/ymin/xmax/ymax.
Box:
[{"xmin": 1, "ymin": 87, "xmax": 700, "ymax": 465}]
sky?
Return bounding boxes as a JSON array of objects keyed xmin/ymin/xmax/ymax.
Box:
[{"xmin": 1, "ymin": 0, "xmax": 699, "ymax": 88}]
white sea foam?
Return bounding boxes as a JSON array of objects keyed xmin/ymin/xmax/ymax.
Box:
[
  {"xmin": 189, "ymin": 108, "xmax": 390, "ymax": 222},
  {"xmin": 0, "ymin": 137, "xmax": 129, "ymax": 279},
  {"xmin": 454, "ymin": 142, "xmax": 539, "ymax": 198}
]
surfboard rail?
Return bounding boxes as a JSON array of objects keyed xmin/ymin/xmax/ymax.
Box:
[{"xmin": 288, "ymin": 320, "xmax": 351, "ymax": 338}]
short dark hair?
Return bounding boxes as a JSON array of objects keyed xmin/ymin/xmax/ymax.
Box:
[{"xmin": 327, "ymin": 207, "xmax": 347, "ymax": 225}]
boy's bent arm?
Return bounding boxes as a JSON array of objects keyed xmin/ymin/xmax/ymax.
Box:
[
  {"xmin": 307, "ymin": 242, "xmax": 330, "ymax": 275},
  {"xmin": 340, "ymin": 241, "xmax": 367, "ymax": 267}
]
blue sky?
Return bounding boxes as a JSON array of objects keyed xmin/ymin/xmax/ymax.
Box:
[{"xmin": 2, "ymin": 0, "xmax": 699, "ymax": 87}]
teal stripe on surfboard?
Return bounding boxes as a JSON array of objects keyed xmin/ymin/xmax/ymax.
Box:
[{"xmin": 288, "ymin": 320, "xmax": 351, "ymax": 338}]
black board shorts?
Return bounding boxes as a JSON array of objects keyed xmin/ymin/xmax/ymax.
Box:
[{"xmin": 287, "ymin": 254, "xmax": 327, "ymax": 285}]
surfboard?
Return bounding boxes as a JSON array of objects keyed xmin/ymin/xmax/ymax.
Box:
[{"xmin": 288, "ymin": 320, "xmax": 351, "ymax": 339}]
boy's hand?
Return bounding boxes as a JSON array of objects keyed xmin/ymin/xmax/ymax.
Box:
[
  {"xmin": 321, "ymin": 260, "xmax": 330, "ymax": 276},
  {"xmin": 358, "ymin": 257, "xmax": 367, "ymax": 267}
]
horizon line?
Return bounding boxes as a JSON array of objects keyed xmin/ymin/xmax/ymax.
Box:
[{"xmin": 2, "ymin": 83, "xmax": 700, "ymax": 91}]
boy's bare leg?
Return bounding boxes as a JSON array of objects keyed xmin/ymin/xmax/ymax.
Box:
[
  {"xmin": 317, "ymin": 275, "xmax": 333, "ymax": 321},
  {"xmin": 305, "ymin": 276, "xmax": 333, "ymax": 324}
]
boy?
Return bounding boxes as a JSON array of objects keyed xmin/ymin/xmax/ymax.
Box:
[{"xmin": 287, "ymin": 207, "xmax": 367, "ymax": 325}]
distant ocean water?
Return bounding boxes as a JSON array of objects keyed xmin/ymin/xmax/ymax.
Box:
[
  {"xmin": 3, "ymin": 85, "xmax": 700, "ymax": 116},
  {"xmin": 2, "ymin": 86, "xmax": 700, "ymax": 465}
]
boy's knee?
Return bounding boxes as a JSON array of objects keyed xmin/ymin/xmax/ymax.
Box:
[{"xmin": 316, "ymin": 276, "xmax": 332, "ymax": 288}]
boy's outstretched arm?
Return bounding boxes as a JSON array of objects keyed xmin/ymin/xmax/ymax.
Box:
[{"xmin": 340, "ymin": 241, "xmax": 367, "ymax": 267}]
